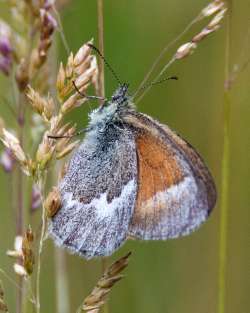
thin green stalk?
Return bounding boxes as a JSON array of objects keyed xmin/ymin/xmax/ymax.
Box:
[
  {"xmin": 218, "ymin": 2, "xmax": 232, "ymax": 313},
  {"xmin": 35, "ymin": 178, "xmax": 47, "ymax": 313},
  {"xmin": 134, "ymin": 11, "xmax": 201, "ymax": 100},
  {"xmin": 135, "ymin": 56, "xmax": 176, "ymax": 104},
  {"xmin": 52, "ymin": 5, "xmax": 70, "ymax": 55},
  {"xmin": 218, "ymin": 93, "xmax": 230, "ymax": 313}
]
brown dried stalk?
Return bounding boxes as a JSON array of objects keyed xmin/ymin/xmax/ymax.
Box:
[{"xmin": 77, "ymin": 252, "xmax": 131, "ymax": 313}]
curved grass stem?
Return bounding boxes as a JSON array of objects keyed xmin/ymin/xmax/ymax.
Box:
[{"xmin": 134, "ymin": 12, "xmax": 201, "ymax": 100}]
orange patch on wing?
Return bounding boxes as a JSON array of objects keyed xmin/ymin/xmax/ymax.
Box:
[{"xmin": 135, "ymin": 133, "xmax": 184, "ymax": 207}]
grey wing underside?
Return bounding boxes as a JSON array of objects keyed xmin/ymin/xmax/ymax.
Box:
[{"xmin": 49, "ymin": 127, "xmax": 137, "ymax": 259}]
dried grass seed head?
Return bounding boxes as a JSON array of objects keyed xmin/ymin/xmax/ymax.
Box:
[
  {"xmin": 55, "ymin": 123, "xmax": 76, "ymax": 151},
  {"xmin": 13, "ymin": 263, "xmax": 28, "ymax": 277},
  {"xmin": 56, "ymin": 140, "xmax": 80, "ymax": 159},
  {"xmin": 174, "ymin": 2, "xmax": 226, "ymax": 60},
  {"xmin": 200, "ymin": 0, "xmax": 225, "ymax": 18},
  {"xmin": 175, "ymin": 42, "xmax": 197, "ymax": 60},
  {"xmin": 74, "ymin": 39, "xmax": 93, "ymax": 67},
  {"xmin": 15, "ymin": 58, "xmax": 29, "ymax": 91},
  {"xmin": 0, "ymin": 128, "xmax": 30, "ymax": 175},
  {"xmin": 22, "ymin": 227, "xmax": 35, "ymax": 275},
  {"xmin": 65, "ymin": 52, "xmax": 74, "ymax": 79},
  {"xmin": 61, "ymin": 93, "xmax": 80, "ymax": 114},
  {"xmin": 79, "ymin": 252, "xmax": 131, "ymax": 313},
  {"xmin": 57, "ymin": 40, "xmax": 98, "ymax": 104},
  {"xmin": 45, "ymin": 186, "xmax": 62, "ymax": 217},
  {"xmin": 26, "ymin": 86, "xmax": 48, "ymax": 115},
  {"xmin": 36, "ymin": 132, "xmax": 55, "ymax": 168},
  {"xmin": 6, "ymin": 235, "xmax": 23, "ymax": 258},
  {"xmin": 207, "ymin": 8, "xmax": 227, "ymax": 29},
  {"xmin": 56, "ymin": 62, "xmax": 66, "ymax": 96}
]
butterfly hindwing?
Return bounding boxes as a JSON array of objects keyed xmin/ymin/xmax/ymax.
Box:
[
  {"xmin": 49, "ymin": 126, "xmax": 137, "ymax": 258},
  {"xmin": 124, "ymin": 112, "xmax": 216, "ymax": 240}
]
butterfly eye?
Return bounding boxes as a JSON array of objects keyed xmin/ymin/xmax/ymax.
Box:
[{"xmin": 111, "ymin": 95, "xmax": 119, "ymax": 102}]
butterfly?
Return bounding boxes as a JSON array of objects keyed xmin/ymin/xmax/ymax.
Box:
[{"xmin": 48, "ymin": 76, "xmax": 216, "ymax": 259}]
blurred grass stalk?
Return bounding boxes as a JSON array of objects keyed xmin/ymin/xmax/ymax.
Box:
[
  {"xmin": 218, "ymin": 1, "xmax": 232, "ymax": 313},
  {"xmin": 55, "ymin": 248, "xmax": 70, "ymax": 313}
]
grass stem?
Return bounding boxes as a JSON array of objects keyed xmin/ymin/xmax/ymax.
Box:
[
  {"xmin": 134, "ymin": 12, "xmax": 201, "ymax": 100},
  {"xmin": 218, "ymin": 2, "xmax": 232, "ymax": 313}
]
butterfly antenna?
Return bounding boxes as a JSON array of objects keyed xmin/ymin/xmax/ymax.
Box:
[
  {"xmin": 72, "ymin": 81, "xmax": 107, "ymax": 101},
  {"xmin": 87, "ymin": 43, "xmax": 122, "ymax": 86},
  {"xmin": 48, "ymin": 128, "xmax": 87, "ymax": 139},
  {"xmin": 133, "ymin": 75, "xmax": 178, "ymax": 98}
]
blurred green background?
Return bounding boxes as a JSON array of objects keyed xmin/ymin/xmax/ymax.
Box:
[{"xmin": 0, "ymin": 0, "xmax": 250, "ymax": 312}]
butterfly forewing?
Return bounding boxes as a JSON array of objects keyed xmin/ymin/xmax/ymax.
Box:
[
  {"xmin": 123, "ymin": 112, "xmax": 216, "ymax": 240},
  {"xmin": 49, "ymin": 126, "xmax": 137, "ymax": 258}
]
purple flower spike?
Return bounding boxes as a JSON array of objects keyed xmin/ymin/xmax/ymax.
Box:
[
  {"xmin": 40, "ymin": 9, "xmax": 58, "ymax": 35},
  {"xmin": 0, "ymin": 21, "xmax": 13, "ymax": 75},
  {"xmin": 0, "ymin": 37, "xmax": 12, "ymax": 56},
  {"xmin": 44, "ymin": 0, "xmax": 55, "ymax": 10},
  {"xmin": 0, "ymin": 148, "xmax": 15, "ymax": 172}
]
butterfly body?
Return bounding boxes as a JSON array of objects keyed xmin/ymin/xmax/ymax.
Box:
[{"xmin": 49, "ymin": 84, "xmax": 216, "ymax": 259}]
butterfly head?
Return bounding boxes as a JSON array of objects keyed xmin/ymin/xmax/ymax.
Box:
[
  {"xmin": 110, "ymin": 83, "xmax": 129, "ymax": 104},
  {"xmin": 88, "ymin": 83, "xmax": 134, "ymax": 131}
]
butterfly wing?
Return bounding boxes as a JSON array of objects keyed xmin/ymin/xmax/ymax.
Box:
[
  {"xmin": 49, "ymin": 126, "xmax": 137, "ymax": 259},
  {"xmin": 123, "ymin": 112, "xmax": 216, "ymax": 240}
]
